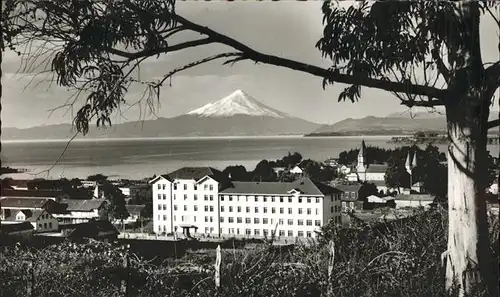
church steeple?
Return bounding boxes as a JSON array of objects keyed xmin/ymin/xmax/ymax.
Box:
[{"xmin": 356, "ymin": 139, "xmax": 367, "ymax": 174}]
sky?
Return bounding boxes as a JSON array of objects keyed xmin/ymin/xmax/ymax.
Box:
[{"xmin": 1, "ymin": 1, "xmax": 499, "ymax": 129}]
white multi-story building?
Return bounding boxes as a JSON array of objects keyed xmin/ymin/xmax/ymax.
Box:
[{"xmin": 151, "ymin": 167, "xmax": 342, "ymax": 239}]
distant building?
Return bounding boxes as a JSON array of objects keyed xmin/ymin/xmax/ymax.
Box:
[
  {"xmin": 394, "ymin": 194, "xmax": 434, "ymax": 209},
  {"xmin": 113, "ymin": 204, "xmax": 146, "ymax": 225},
  {"xmin": 59, "ymin": 220, "xmax": 119, "ymax": 243},
  {"xmin": 0, "ymin": 222, "xmax": 34, "ymax": 242},
  {"xmin": 52, "ymin": 199, "xmax": 107, "ymax": 225},
  {"xmin": 151, "ymin": 167, "xmax": 342, "ymax": 239},
  {"xmin": 355, "ymin": 140, "xmax": 387, "ymax": 182},
  {"xmin": 336, "ymin": 184, "xmax": 363, "ymax": 212},
  {"xmin": 3, "ymin": 209, "xmax": 58, "ymax": 233}
]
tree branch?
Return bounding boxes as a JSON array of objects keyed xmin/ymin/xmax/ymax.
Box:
[
  {"xmin": 487, "ymin": 119, "xmax": 499, "ymax": 130},
  {"xmin": 107, "ymin": 37, "xmax": 214, "ymax": 60},
  {"xmin": 431, "ymin": 46, "xmax": 451, "ymax": 83},
  {"xmin": 121, "ymin": 0, "xmax": 448, "ymax": 101}
]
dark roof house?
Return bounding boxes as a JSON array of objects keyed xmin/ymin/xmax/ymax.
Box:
[
  {"xmin": 60, "ymin": 220, "xmax": 119, "ymax": 241},
  {"xmin": 0, "ymin": 197, "xmax": 53, "ymax": 209},
  {"xmin": 126, "ymin": 204, "xmax": 146, "ymax": 216},
  {"xmin": 365, "ymin": 164, "xmax": 388, "ymax": 173},
  {"xmin": 59, "ymin": 199, "xmax": 107, "ymax": 212},
  {"xmin": 221, "ymin": 178, "xmax": 340, "ymax": 196}
]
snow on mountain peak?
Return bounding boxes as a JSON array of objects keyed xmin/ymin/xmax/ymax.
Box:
[{"xmin": 187, "ymin": 90, "xmax": 291, "ymax": 118}]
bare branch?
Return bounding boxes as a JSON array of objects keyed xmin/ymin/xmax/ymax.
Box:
[
  {"xmin": 487, "ymin": 119, "xmax": 500, "ymax": 129},
  {"xmin": 431, "ymin": 45, "xmax": 451, "ymax": 83},
  {"xmin": 154, "ymin": 52, "xmax": 244, "ymax": 87}
]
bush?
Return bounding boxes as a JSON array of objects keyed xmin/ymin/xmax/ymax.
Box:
[{"xmin": 0, "ymin": 209, "xmax": 498, "ymax": 297}]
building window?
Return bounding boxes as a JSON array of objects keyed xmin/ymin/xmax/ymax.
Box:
[
  {"xmin": 49, "ymin": 222, "xmax": 52, "ymax": 228},
  {"xmin": 254, "ymin": 229, "xmax": 260, "ymax": 236},
  {"xmin": 229, "ymin": 206, "xmax": 233, "ymax": 212},
  {"xmin": 157, "ymin": 184, "xmax": 161, "ymax": 190},
  {"xmin": 39, "ymin": 224, "xmax": 42, "ymax": 229},
  {"xmin": 315, "ymin": 208, "xmax": 319, "ymax": 215},
  {"xmin": 163, "ymin": 194, "xmax": 166, "ymax": 200},
  {"xmin": 254, "ymin": 218, "xmax": 260, "ymax": 224},
  {"xmin": 158, "ymin": 205, "xmax": 161, "ymax": 210},
  {"xmin": 181, "ymin": 216, "xmax": 184, "ymax": 222},
  {"xmin": 205, "ymin": 206, "xmax": 209, "ymax": 212},
  {"xmin": 204, "ymin": 185, "xmax": 208, "ymax": 190},
  {"xmin": 221, "ymin": 206, "xmax": 224, "ymax": 212},
  {"xmin": 315, "ymin": 220, "xmax": 321, "ymax": 227},
  {"xmin": 210, "ymin": 185, "xmax": 214, "ymax": 191},
  {"xmin": 245, "ymin": 229, "xmax": 251, "ymax": 235},
  {"xmin": 184, "ymin": 194, "xmax": 187, "ymax": 200},
  {"xmin": 307, "ymin": 208, "xmax": 311, "ymax": 215},
  {"xmin": 263, "ymin": 218, "xmax": 268, "ymax": 224},
  {"xmin": 174, "ymin": 205, "xmax": 178, "ymax": 211},
  {"xmin": 298, "ymin": 219, "xmax": 304, "ymax": 226},
  {"xmin": 228, "ymin": 217, "xmax": 234, "ymax": 223},
  {"xmin": 288, "ymin": 208, "xmax": 292, "ymax": 214},
  {"xmin": 280, "ymin": 197, "xmax": 284, "ymax": 203},
  {"xmin": 210, "ymin": 206, "xmax": 214, "ymax": 212},
  {"xmin": 246, "ymin": 207, "xmax": 250, "ymax": 213},
  {"xmin": 237, "ymin": 206, "xmax": 242, "ymax": 213},
  {"xmin": 307, "ymin": 198, "xmax": 311, "ymax": 203},
  {"xmin": 194, "ymin": 185, "xmax": 198, "ymax": 190},
  {"xmin": 205, "ymin": 227, "xmax": 209, "ymax": 233},
  {"xmin": 174, "ymin": 184, "xmax": 178, "ymax": 190},
  {"xmin": 331, "ymin": 196, "xmax": 334, "ymax": 202},
  {"xmin": 298, "ymin": 208, "xmax": 303, "ymax": 214},
  {"xmin": 298, "ymin": 231, "xmax": 304, "ymax": 237},
  {"xmin": 288, "ymin": 198, "xmax": 292, "ymax": 203},
  {"xmin": 173, "ymin": 194, "xmax": 176, "ymax": 200},
  {"xmin": 184, "ymin": 205, "xmax": 188, "ymax": 211},
  {"xmin": 306, "ymin": 231, "xmax": 312, "ymax": 238},
  {"xmin": 279, "ymin": 219, "xmax": 284, "ymax": 225},
  {"xmin": 210, "ymin": 195, "xmax": 214, "ymax": 201},
  {"xmin": 174, "ymin": 216, "xmax": 176, "ymax": 221},
  {"xmin": 306, "ymin": 220, "xmax": 312, "ymax": 226},
  {"xmin": 163, "ymin": 215, "xmax": 167, "ymax": 221},
  {"xmin": 194, "ymin": 194, "xmax": 198, "ymax": 200},
  {"xmin": 237, "ymin": 217, "xmax": 242, "ymax": 223},
  {"xmin": 255, "ymin": 196, "xmax": 258, "ymax": 202},
  {"xmin": 287, "ymin": 219, "xmax": 293, "ymax": 225},
  {"xmin": 271, "ymin": 197, "xmax": 275, "ymax": 202},
  {"xmin": 204, "ymin": 195, "xmax": 208, "ymax": 201},
  {"xmin": 263, "ymin": 229, "xmax": 269, "ymax": 236},
  {"xmin": 272, "ymin": 207, "xmax": 276, "ymax": 214},
  {"xmin": 315, "ymin": 198, "xmax": 320, "ymax": 203},
  {"xmin": 194, "ymin": 217, "xmax": 196, "ymax": 222},
  {"xmin": 220, "ymin": 217, "xmax": 224, "ymax": 223},
  {"xmin": 298, "ymin": 197, "xmax": 302, "ymax": 203},
  {"xmin": 184, "ymin": 184, "xmax": 187, "ymax": 190},
  {"xmin": 228, "ymin": 196, "xmax": 233, "ymax": 201},
  {"xmin": 263, "ymin": 196, "xmax": 267, "ymax": 202},
  {"xmin": 245, "ymin": 218, "xmax": 251, "ymax": 224},
  {"xmin": 288, "ymin": 230, "xmax": 293, "ymax": 237},
  {"xmin": 330, "ymin": 206, "xmax": 334, "ymax": 213},
  {"xmin": 194, "ymin": 205, "xmax": 198, "ymax": 211},
  {"xmin": 280, "ymin": 208, "xmax": 284, "ymax": 214},
  {"xmin": 263, "ymin": 207, "xmax": 268, "ymax": 213},
  {"xmin": 221, "ymin": 196, "xmax": 224, "ymax": 201},
  {"xmin": 255, "ymin": 207, "xmax": 259, "ymax": 213},
  {"xmin": 157, "ymin": 194, "xmax": 161, "ymax": 200},
  {"xmin": 279, "ymin": 230, "xmax": 285, "ymax": 236},
  {"xmin": 205, "ymin": 216, "xmax": 208, "ymax": 222}
]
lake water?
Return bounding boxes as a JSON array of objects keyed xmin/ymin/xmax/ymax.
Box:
[{"xmin": 1, "ymin": 136, "xmax": 498, "ymax": 180}]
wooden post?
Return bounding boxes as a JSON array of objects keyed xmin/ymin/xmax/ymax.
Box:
[
  {"xmin": 120, "ymin": 251, "xmax": 129, "ymax": 297},
  {"xmin": 26, "ymin": 260, "xmax": 34, "ymax": 297},
  {"xmin": 327, "ymin": 240, "xmax": 335, "ymax": 297},
  {"xmin": 214, "ymin": 245, "xmax": 221, "ymax": 289}
]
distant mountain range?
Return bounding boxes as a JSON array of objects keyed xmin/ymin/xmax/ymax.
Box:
[
  {"xmin": 2, "ymin": 90, "xmax": 321, "ymax": 140},
  {"xmin": 307, "ymin": 111, "xmax": 499, "ymax": 136},
  {"xmin": 3, "ymin": 91, "xmax": 498, "ymax": 140}
]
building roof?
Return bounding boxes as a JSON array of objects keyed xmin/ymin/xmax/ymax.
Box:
[
  {"xmin": 412, "ymin": 182, "xmax": 424, "ymax": 187},
  {"xmin": 395, "ymin": 194, "xmax": 435, "ymax": 201},
  {"xmin": 336, "ymin": 184, "xmax": 362, "ymax": 193},
  {"xmin": 221, "ymin": 178, "xmax": 338, "ymax": 196},
  {"xmin": 5, "ymin": 209, "xmax": 47, "ymax": 222},
  {"xmin": 164, "ymin": 167, "xmax": 227, "ymax": 182},
  {"xmin": 1, "ymin": 188, "xmax": 65, "ymax": 199},
  {"xmin": 0, "ymin": 197, "xmax": 51, "ymax": 209},
  {"xmin": 0, "ymin": 222, "xmax": 34, "ymax": 233},
  {"xmin": 370, "ymin": 180, "xmax": 387, "ymax": 187},
  {"xmin": 60, "ymin": 199, "xmax": 107, "ymax": 212},
  {"xmin": 366, "ymin": 164, "xmax": 388, "ymax": 173},
  {"xmin": 60, "ymin": 220, "xmax": 119, "ymax": 239},
  {"xmin": 126, "ymin": 204, "xmax": 145, "ymax": 215}
]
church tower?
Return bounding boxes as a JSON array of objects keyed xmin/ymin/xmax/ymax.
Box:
[{"xmin": 356, "ymin": 139, "xmax": 367, "ymax": 180}]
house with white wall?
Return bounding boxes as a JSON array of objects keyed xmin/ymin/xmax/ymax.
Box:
[
  {"xmin": 151, "ymin": 167, "xmax": 342, "ymax": 239},
  {"xmin": 52, "ymin": 199, "xmax": 107, "ymax": 225},
  {"xmin": 3, "ymin": 209, "xmax": 59, "ymax": 233}
]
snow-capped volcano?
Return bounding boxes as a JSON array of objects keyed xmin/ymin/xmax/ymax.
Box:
[{"xmin": 188, "ymin": 90, "xmax": 291, "ymax": 118}]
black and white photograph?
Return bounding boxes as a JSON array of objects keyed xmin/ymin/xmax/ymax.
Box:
[{"xmin": 1, "ymin": 0, "xmax": 499, "ymax": 296}]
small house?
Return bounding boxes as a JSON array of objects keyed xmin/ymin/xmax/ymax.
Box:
[
  {"xmin": 394, "ymin": 194, "xmax": 435, "ymax": 209},
  {"xmin": 3, "ymin": 209, "xmax": 59, "ymax": 233}
]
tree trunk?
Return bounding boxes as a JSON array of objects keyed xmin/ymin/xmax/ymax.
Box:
[{"xmin": 444, "ymin": 98, "xmax": 496, "ymax": 296}]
